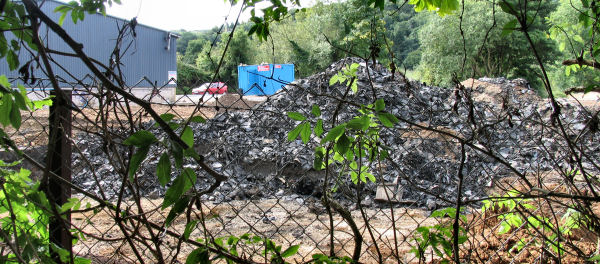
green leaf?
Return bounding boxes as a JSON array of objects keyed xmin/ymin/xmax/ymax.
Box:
[
  {"xmin": 377, "ymin": 113, "xmax": 399, "ymax": 128},
  {"xmin": 58, "ymin": 12, "xmax": 68, "ymax": 26},
  {"xmin": 129, "ymin": 146, "xmax": 150, "ymax": 179},
  {"xmin": 559, "ymin": 41, "xmax": 566, "ymax": 52},
  {"xmin": 281, "ymin": 245, "xmax": 300, "ymax": 258},
  {"xmin": 314, "ymin": 119, "xmax": 324, "ymax": 137},
  {"xmin": 287, "ymin": 111, "xmax": 307, "ymax": 121},
  {"xmin": 186, "ymin": 247, "xmax": 209, "ymax": 264},
  {"xmin": 11, "ymin": 90, "xmax": 27, "ymax": 110},
  {"xmin": 165, "ymin": 196, "xmax": 190, "ymax": 226},
  {"xmin": 163, "ymin": 168, "xmax": 196, "ymax": 209},
  {"xmin": 160, "ymin": 113, "xmax": 176, "ymax": 123},
  {"xmin": 313, "ymin": 147, "xmax": 325, "ymax": 170},
  {"xmin": 499, "ymin": 1, "xmax": 516, "ymax": 15},
  {"xmin": 74, "ymin": 257, "xmax": 92, "ymax": 264},
  {"xmin": 365, "ymin": 172, "xmax": 376, "ymax": 183},
  {"xmin": 588, "ymin": 254, "xmax": 600, "ymax": 261},
  {"xmin": 502, "ymin": 19, "xmax": 517, "ymax": 36},
  {"xmin": 347, "ymin": 116, "xmax": 370, "ymax": 131},
  {"xmin": 181, "ymin": 126, "xmax": 194, "ymax": 148},
  {"xmin": 6, "ymin": 50, "xmax": 18, "ymax": 71},
  {"xmin": 329, "ymin": 74, "xmax": 340, "ymax": 85},
  {"xmin": 0, "ymin": 75, "xmax": 10, "ymax": 88},
  {"xmin": 0, "ymin": 95, "xmax": 11, "ymax": 127},
  {"xmin": 287, "ymin": 123, "xmax": 303, "ymax": 141},
  {"xmin": 157, "ymin": 153, "xmax": 171, "ymax": 187},
  {"xmin": 300, "ymin": 122, "xmax": 311, "ymax": 143},
  {"xmin": 190, "ymin": 115, "xmax": 206, "ymax": 123},
  {"xmin": 10, "ymin": 103, "xmax": 21, "ymax": 130},
  {"xmin": 322, "ymin": 124, "xmax": 346, "ymax": 144},
  {"xmin": 334, "ymin": 133, "xmax": 350, "ymax": 155},
  {"xmin": 33, "ymin": 98, "xmax": 53, "ymax": 109},
  {"xmin": 170, "ymin": 140, "xmax": 184, "ymax": 168},
  {"xmin": 311, "ymin": 104, "xmax": 321, "ymax": 117},
  {"xmin": 184, "ymin": 220, "xmax": 198, "ymax": 240},
  {"xmin": 123, "ymin": 130, "xmax": 157, "ymax": 147},
  {"xmin": 374, "ymin": 99, "xmax": 385, "ymax": 112}
]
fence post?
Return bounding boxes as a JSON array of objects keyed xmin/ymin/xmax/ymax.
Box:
[{"xmin": 47, "ymin": 89, "xmax": 72, "ymax": 263}]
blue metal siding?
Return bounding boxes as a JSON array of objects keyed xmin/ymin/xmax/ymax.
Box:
[
  {"xmin": 0, "ymin": 0, "xmax": 177, "ymax": 88},
  {"xmin": 237, "ymin": 64, "xmax": 295, "ymax": 95}
]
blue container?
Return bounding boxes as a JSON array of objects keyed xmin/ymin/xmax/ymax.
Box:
[{"xmin": 237, "ymin": 64, "xmax": 295, "ymax": 95}]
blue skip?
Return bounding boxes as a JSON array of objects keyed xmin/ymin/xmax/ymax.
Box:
[{"xmin": 237, "ymin": 64, "xmax": 295, "ymax": 96}]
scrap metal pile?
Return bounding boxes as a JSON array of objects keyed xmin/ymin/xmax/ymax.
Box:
[{"xmin": 72, "ymin": 58, "xmax": 600, "ymax": 208}]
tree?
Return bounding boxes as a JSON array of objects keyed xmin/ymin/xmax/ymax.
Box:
[
  {"xmin": 415, "ymin": 0, "xmax": 557, "ymax": 88},
  {"xmin": 383, "ymin": 2, "xmax": 428, "ymax": 69},
  {"xmin": 547, "ymin": 0, "xmax": 600, "ymax": 92},
  {"xmin": 196, "ymin": 29, "xmax": 254, "ymax": 90}
]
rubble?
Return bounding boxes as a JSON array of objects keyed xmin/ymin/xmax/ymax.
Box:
[{"xmin": 70, "ymin": 57, "xmax": 600, "ymax": 208}]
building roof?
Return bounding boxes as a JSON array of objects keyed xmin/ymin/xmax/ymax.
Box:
[{"xmin": 43, "ymin": 0, "xmax": 180, "ymax": 38}]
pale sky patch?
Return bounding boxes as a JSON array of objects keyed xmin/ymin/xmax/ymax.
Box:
[{"xmin": 105, "ymin": 0, "xmax": 245, "ymax": 32}]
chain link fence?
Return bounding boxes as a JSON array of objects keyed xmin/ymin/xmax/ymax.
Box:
[
  {"xmin": 1, "ymin": 2, "xmax": 600, "ymax": 263},
  {"xmin": 4, "ymin": 54, "xmax": 599, "ymax": 263}
]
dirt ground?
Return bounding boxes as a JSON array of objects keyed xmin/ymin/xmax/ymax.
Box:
[{"xmin": 71, "ymin": 197, "xmax": 436, "ymax": 263}]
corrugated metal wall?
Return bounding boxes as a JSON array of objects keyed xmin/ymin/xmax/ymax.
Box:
[{"xmin": 1, "ymin": 0, "xmax": 177, "ymax": 88}]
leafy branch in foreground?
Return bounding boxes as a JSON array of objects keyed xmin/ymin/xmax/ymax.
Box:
[
  {"xmin": 186, "ymin": 233, "xmax": 300, "ymax": 264},
  {"xmin": 409, "ymin": 207, "xmax": 467, "ymax": 264},
  {"xmin": 482, "ymin": 188, "xmax": 591, "ymax": 256},
  {"xmin": 287, "ymin": 63, "xmax": 399, "ymax": 188}
]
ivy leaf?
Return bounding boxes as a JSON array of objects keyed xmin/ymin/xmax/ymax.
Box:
[
  {"xmin": 322, "ymin": 124, "xmax": 346, "ymax": 144},
  {"xmin": 281, "ymin": 245, "xmax": 300, "ymax": 258},
  {"xmin": 300, "ymin": 122, "xmax": 311, "ymax": 143},
  {"xmin": 123, "ymin": 130, "xmax": 157, "ymax": 147},
  {"xmin": 157, "ymin": 153, "xmax": 171, "ymax": 187},
  {"xmin": 311, "ymin": 104, "xmax": 321, "ymax": 117},
  {"xmin": 128, "ymin": 145, "xmax": 150, "ymax": 180},
  {"xmin": 287, "ymin": 111, "xmax": 307, "ymax": 121}
]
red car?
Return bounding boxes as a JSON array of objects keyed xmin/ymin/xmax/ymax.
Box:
[{"xmin": 192, "ymin": 82, "xmax": 228, "ymax": 95}]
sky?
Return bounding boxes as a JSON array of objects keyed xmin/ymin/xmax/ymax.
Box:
[{"xmin": 105, "ymin": 0, "xmax": 246, "ymax": 32}]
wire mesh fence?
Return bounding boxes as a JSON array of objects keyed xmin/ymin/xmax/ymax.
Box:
[
  {"xmin": 3, "ymin": 53, "xmax": 599, "ymax": 263},
  {"xmin": 1, "ymin": 2, "xmax": 600, "ymax": 263}
]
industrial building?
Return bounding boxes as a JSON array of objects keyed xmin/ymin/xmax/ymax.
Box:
[{"xmin": 0, "ymin": 0, "xmax": 178, "ymax": 104}]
